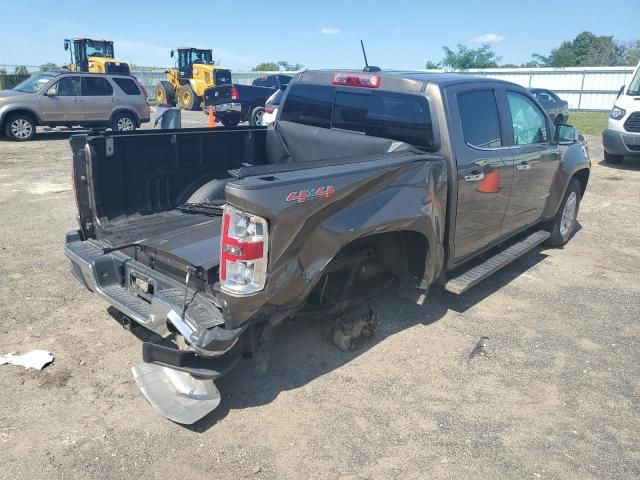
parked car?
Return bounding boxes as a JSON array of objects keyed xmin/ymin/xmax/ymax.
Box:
[
  {"xmin": 65, "ymin": 70, "xmax": 590, "ymax": 423},
  {"xmin": 261, "ymin": 85, "xmax": 286, "ymax": 125},
  {"xmin": 0, "ymin": 69, "xmax": 150, "ymax": 141},
  {"xmin": 529, "ymin": 88, "xmax": 569, "ymax": 124},
  {"xmin": 203, "ymin": 74, "xmax": 291, "ymax": 126},
  {"xmin": 602, "ymin": 61, "xmax": 640, "ymax": 164}
]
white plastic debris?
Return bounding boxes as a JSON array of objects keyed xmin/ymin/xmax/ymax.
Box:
[{"xmin": 0, "ymin": 350, "xmax": 54, "ymax": 370}]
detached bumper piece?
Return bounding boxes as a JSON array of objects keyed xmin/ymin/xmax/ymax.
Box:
[{"xmin": 132, "ymin": 363, "xmax": 221, "ymax": 425}]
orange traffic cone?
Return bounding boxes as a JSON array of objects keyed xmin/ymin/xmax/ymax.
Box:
[
  {"xmin": 477, "ymin": 170, "xmax": 501, "ymax": 193},
  {"xmin": 208, "ymin": 105, "xmax": 216, "ymax": 128}
]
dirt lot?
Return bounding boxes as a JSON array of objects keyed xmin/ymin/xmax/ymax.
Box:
[{"xmin": 1, "ymin": 116, "xmax": 639, "ymax": 479}]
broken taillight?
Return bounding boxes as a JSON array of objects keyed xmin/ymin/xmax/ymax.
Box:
[{"xmin": 219, "ymin": 205, "xmax": 268, "ymax": 294}]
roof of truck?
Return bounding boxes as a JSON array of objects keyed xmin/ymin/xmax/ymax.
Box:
[{"xmin": 305, "ymin": 69, "xmax": 512, "ymax": 87}]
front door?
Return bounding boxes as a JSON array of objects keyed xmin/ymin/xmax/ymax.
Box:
[
  {"xmin": 81, "ymin": 76, "xmax": 116, "ymax": 122},
  {"xmin": 40, "ymin": 76, "xmax": 84, "ymax": 123},
  {"xmin": 447, "ymin": 85, "xmax": 515, "ymax": 262},
  {"xmin": 501, "ymin": 90, "xmax": 560, "ymax": 235}
]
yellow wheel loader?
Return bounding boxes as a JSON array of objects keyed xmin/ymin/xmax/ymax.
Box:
[
  {"xmin": 154, "ymin": 48, "xmax": 231, "ymax": 110},
  {"xmin": 64, "ymin": 38, "xmax": 130, "ymax": 75}
]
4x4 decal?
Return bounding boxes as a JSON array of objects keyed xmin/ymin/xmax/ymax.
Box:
[{"xmin": 286, "ymin": 186, "xmax": 335, "ymax": 204}]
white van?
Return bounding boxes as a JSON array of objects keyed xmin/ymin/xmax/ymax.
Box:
[{"xmin": 603, "ymin": 62, "xmax": 640, "ymax": 163}]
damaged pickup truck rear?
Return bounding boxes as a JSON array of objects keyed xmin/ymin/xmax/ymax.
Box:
[{"xmin": 65, "ymin": 70, "xmax": 591, "ymax": 423}]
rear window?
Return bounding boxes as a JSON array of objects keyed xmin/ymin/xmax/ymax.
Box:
[
  {"xmin": 215, "ymin": 69, "xmax": 232, "ymax": 85},
  {"xmin": 253, "ymin": 76, "xmax": 278, "ymax": 88},
  {"xmin": 280, "ymin": 84, "xmax": 435, "ymax": 150},
  {"xmin": 113, "ymin": 77, "xmax": 141, "ymax": 95}
]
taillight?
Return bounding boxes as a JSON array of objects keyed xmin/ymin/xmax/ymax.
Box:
[
  {"xmin": 230, "ymin": 86, "xmax": 240, "ymax": 100},
  {"xmin": 264, "ymin": 104, "xmax": 274, "ymax": 114},
  {"xmin": 332, "ymin": 72, "xmax": 380, "ymax": 88},
  {"xmin": 136, "ymin": 80, "xmax": 149, "ymax": 102},
  {"xmin": 220, "ymin": 205, "xmax": 268, "ymax": 294}
]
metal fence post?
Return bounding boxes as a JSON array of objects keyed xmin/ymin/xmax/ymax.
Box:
[{"xmin": 577, "ymin": 70, "xmax": 587, "ymax": 111}]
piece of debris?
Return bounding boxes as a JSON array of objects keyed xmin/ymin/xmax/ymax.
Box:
[
  {"xmin": 332, "ymin": 304, "xmax": 377, "ymax": 351},
  {"xmin": 467, "ymin": 336, "xmax": 489, "ymax": 367},
  {"xmin": 0, "ymin": 350, "xmax": 54, "ymax": 370}
]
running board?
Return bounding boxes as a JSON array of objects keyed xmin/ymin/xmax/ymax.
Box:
[{"xmin": 444, "ymin": 230, "xmax": 550, "ymax": 294}]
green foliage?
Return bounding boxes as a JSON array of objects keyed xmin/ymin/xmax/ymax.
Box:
[
  {"xmin": 532, "ymin": 31, "xmax": 638, "ymax": 67},
  {"xmin": 39, "ymin": 63, "xmax": 58, "ymax": 72},
  {"xmin": 14, "ymin": 65, "xmax": 28, "ymax": 74},
  {"xmin": 424, "ymin": 60, "xmax": 441, "ymax": 69},
  {"xmin": 426, "ymin": 44, "xmax": 502, "ymax": 70},
  {"xmin": 252, "ymin": 61, "xmax": 304, "ymax": 72},
  {"xmin": 569, "ymin": 111, "xmax": 609, "ymax": 136}
]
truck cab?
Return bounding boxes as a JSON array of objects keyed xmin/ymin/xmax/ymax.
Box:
[{"xmin": 64, "ymin": 38, "xmax": 130, "ymax": 76}]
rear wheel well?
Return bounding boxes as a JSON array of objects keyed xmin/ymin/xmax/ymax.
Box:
[
  {"xmin": 110, "ymin": 109, "xmax": 139, "ymax": 125},
  {"xmin": 572, "ymin": 168, "xmax": 590, "ymax": 197},
  {"xmin": 305, "ymin": 231, "xmax": 430, "ymax": 309}
]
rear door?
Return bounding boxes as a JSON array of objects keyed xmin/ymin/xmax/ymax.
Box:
[
  {"xmin": 40, "ymin": 75, "xmax": 84, "ymax": 122},
  {"xmin": 81, "ymin": 76, "xmax": 116, "ymax": 121},
  {"xmin": 501, "ymin": 90, "xmax": 560, "ymax": 234},
  {"xmin": 446, "ymin": 84, "xmax": 514, "ymax": 261}
]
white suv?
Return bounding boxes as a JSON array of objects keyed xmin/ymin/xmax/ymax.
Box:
[{"xmin": 603, "ymin": 62, "xmax": 640, "ymax": 163}]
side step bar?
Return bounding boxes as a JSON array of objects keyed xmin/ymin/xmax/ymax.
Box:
[{"xmin": 444, "ymin": 230, "xmax": 550, "ymax": 294}]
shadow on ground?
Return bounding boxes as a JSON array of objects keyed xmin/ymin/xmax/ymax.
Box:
[{"xmin": 182, "ymin": 249, "xmax": 549, "ymax": 431}]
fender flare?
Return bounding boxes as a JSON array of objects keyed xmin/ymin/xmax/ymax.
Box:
[{"xmin": 0, "ymin": 106, "xmax": 42, "ymax": 128}]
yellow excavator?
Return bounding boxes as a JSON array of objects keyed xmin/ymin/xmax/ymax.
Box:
[
  {"xmin": 154, "ymin": 48, "xmax": 231, "ymax": 110},
  {"xmin": 64, "ymin": 38, "xmax": 131, "ymax": 75}
]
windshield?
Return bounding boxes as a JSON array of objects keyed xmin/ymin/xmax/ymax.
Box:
[
  {"xmin": 86, "ymin": 40, "xmax": 114, "ymax": 58},
  {"xmin": 193, "ymin": 50, "xmax": 213, "ymax": 65},
  {"xmin": 628, "ymin": 67, "xmax": 640, "ymax": 95},
  {"xmin": 12, "ymin": 72, "xmax": 59, "ymax": 93}
]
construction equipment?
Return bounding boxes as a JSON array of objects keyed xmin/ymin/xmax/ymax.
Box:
[
  {"xmin": 64, "ymin": 38, "xmax": 130, "ymax": 75},
  {"xmin": 155, "ymin": 48, "xmax": 231, "ymax": 111}
]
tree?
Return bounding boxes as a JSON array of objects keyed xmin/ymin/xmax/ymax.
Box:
[
  {"xmin": 276, "ymin": 61, "xmax": 303, "ymax": 71},
  {"xmin": 252, "ymin": 62, "xmax": 279, "ymax": 72},
  {"xmin": 424, "ymin": 60, "xmax": 441, "ymax": 69},
  {"xmin": 39, "ymin": 63, "xmax": 58, "ymax": 72},
  {"xmin": 531, "ymin": 31, "xmax": 637, "ymax": 67},
  {"xmin": 426, "ymin": 44, "xmax": 502, "ymax": 70}
]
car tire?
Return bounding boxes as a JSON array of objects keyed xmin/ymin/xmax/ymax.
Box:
[
  {"xmin": 544, "ymin": 178, "xmax": 581, "ymax": 248},
  {"xmin": 249, "ymin": 106, "xmax": 265, "ymax": 126},
  {"xmin": 111, "ymin": 112, "xmax": 137, "ymax": 132},
  {"xmin": 4, "ymin": 113, "xmax": 36, "ymax": 141},
  {"xmin": 221, "ymin": 116, "xmax": 240, "ymax": 127},
  {"xmin": 178, "ymin": 85, "xmax": 201, "ymax": 111},
  {"xmin": 604, "ymin": 151, "xmax": 623, "ymax": 164},
  {"xmin": 155, "ymin": 81, "xmax": 176, "ymax": 106}
]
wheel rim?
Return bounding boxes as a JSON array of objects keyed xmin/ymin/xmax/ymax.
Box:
[
  {"xmin": 11, "ymin": 119, "xmax": 33, "ymax": 139},
  {"xmin": 254, "ymin": 110, "xmax": 264, "ymax": 125},
  {"xmin": 117, "ymin": 117, "xmax": 135, "ymax": 131},
  {"xmin": 183, "ymin": 91, "xmax": 191, "ymax": 106},
  {"xmin": 156, "ymin": 89, "xmax": 164, "ymax": 103},
  {"xmin": 560, "ymin": 191, "xmax": 577, "ymax": 239}
]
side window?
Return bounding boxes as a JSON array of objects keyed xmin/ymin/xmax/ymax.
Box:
[
  {"xmin": 84, "ymin": 77, "xmax": 114, "ymax": 96},
  {"xmin": 280, "ymin": 84, "xmax": 333, "ymax": 128},
  {"xmin": 55, "ymin": 76, "xmax": 82, "ymax": 96},
  {"xmin": 458, "ymin": 90, "xmax": 502, "ymax": 148},
  {"xmin": 507, "ymin": 92, "xmax": 548, "ymax": 145},
  {"xmin": 112, "ymin": 78, "xmax": 141, "ymax": 95}
]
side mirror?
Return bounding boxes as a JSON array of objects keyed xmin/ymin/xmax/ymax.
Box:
[
  {"xmin": 617, "ymin": 85, "xmax": 625, "ymax": 98},
  {"xmin": 170, "ymin": 50, "xmax": 174, "ymax": 58},
  {"xmin": 555, "ymin": 124, "xmax": 577, "ymax": 145},
  {"xmin": 45, "ymin": 87, "xmax": 57, "ymax": 97}
]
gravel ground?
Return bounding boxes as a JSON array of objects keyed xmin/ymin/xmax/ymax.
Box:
[{"xmin": 0, "ymin": 118, "xmax": 639, "ymax": 479}]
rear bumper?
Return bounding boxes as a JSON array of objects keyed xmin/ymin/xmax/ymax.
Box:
[
  {"xmin": 64, "ymin": 232, "xmax": 245, "ymax": 377},
  {"xmin": 603, "ymin": 128, "xmax": 640, "ymax": 156},
  {"xmin": 202, "ymin": 102, "xmax": 242, "ymax": 114}
]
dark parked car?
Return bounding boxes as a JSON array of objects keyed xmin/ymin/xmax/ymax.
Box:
[
  {"xmin": 529, "ymin": 88, "xmax": 569, "ymax": 124},
  {"xmin": 65, "ymin": 71, "xmax": 590, "ymax": 423},
  {"xmin": 203, "ymin": 74, "xmax": 291, "ymax": 126}
]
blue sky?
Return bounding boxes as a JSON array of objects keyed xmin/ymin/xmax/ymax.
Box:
[{"xmin": 0, "ymin": 0, "xmax": 637, "ymax": 70}]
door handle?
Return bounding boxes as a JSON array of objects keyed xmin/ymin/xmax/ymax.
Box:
[
  {"xmin": 110, "ymin": 97, "xmax": 118, "ymax": 102},
  {"xmin": 516, "ymin": 162, "xmax": 531, "ymax": 171},
  {"xmin": 464, "ymin": 172, "xmax": 485, "ymax": 182}
]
